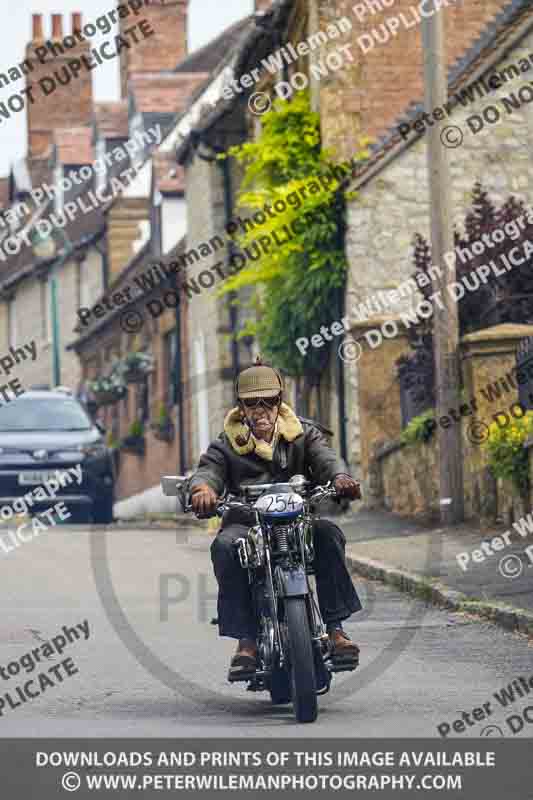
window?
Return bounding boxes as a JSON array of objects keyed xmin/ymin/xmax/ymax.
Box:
[
  {"xmin": 40, "ymin": 278, "xmax": 51, "ymax": 342},
  {"xmin": 7, "ymin": 297, "xmax": 16, "ymax": 348}
]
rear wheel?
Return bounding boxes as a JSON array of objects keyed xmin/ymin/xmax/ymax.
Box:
[{"xmin": 285, "ymin": 597, "xmax": 317, "ymax": 723}]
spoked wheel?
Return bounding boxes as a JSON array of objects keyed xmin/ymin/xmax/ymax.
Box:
[{"xmin": 285, "ymin": 597, "xmax": 317, "ymax": 723}]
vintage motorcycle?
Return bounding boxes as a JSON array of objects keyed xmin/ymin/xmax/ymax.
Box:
[{"xmin": 161, "ymin": 474, "xmax": 358, "ymax": 724}]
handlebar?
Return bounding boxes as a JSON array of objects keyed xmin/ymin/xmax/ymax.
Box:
[{"xmin": 186, "ymin": 482, "xmax": 339, "ymax": 520}]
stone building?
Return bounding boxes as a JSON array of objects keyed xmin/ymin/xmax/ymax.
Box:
[{"xmin": 339, "ymin": 0, "xmax": 533, "ymax": 488}]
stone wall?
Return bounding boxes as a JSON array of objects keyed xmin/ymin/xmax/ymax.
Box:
[{"xmin": 372, "ymin": 324, "xmax": 533, "ymax": 521}]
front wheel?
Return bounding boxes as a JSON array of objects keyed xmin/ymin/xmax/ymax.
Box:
[{"xmin": 285, "ymin": 597, "xmax": 317, "ymax": 723}]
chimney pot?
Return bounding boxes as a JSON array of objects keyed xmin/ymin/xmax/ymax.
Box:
[
  {"xmin": 51, "ymin": 14, "xmax": 63, "ymax": 40},
  {"xmin": 32, "ymin": 14, "xmax": 44, "ymax": 40},
  {"xmin": 72, "ymin": 13, "xmax": 82, "ymax": 33}
]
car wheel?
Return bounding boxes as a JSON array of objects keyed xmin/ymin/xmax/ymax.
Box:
[{"xmin": 92, "ymin": 491, "xmax": 114, "ymax": 524}]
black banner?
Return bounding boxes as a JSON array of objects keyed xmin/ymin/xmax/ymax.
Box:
[{"xmin": 2, "ymin": 739, "xmax": 532, "ymax": 799}]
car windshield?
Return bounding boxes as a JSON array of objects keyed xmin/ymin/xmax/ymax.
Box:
[{"xmin": 0, "ymin": 397, "xmax": 92, "ymax": 432}]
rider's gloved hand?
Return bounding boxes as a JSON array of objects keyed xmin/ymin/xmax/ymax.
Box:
[
  {"xmin": 333, "ymin": 474, "xmax": 361, "ymax": 501},
  {"xmin": 191, "ymin": 483, "xmax": 218, "ymax": 515}
]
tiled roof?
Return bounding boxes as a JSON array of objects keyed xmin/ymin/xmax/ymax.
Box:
[
  {"xmin": 174, "ymin": 16, "xmax": 253, "ymax": 74},
  {"xmin": 53, "ymin": 127, "xmax": 94, "ymax": 165},
  {"xmin": 0, "ymin": 152, "xmax": 136, "ymax": 289},
  {"xmin": 175, "ymin": 0, "xmax": 292, "ymax": 163},
  {"xmin": 94, "ymin": 101, "xmax": 129, "ymax": 140}
]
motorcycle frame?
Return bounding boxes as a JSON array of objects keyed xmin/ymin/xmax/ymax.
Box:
[{"xmin": 241, "ymin": 495, "xmax": 329, "ymax": 683}]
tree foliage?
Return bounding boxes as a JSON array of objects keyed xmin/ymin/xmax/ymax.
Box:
[{"xmin": 409, "ymin": 183, "xmax": 533, "ymax": 350}]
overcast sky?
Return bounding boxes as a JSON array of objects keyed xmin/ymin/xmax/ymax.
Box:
[{"xmin": 0, "ymin": 0, "xmax": 252, "ymax": 175}]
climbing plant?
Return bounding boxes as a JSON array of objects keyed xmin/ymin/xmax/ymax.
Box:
[{"xmin": 219, "ymin": 91, "xmax": 371, "ymax": 379}]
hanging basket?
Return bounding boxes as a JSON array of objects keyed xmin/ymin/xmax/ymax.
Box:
[
  {"xmin": 150, "ymin": 420, "xmax": 175, "ymax": 443},
  {"xmin": 120, "ymin": 434, "xmax": 145, "ymax": 456},
  {"xmin": 123, "ymin": 367, "xmax": 151, "ymax": 385},
  {"xmin": 93, "ymin": 389, "xmax": 124, "ymax": 407}
]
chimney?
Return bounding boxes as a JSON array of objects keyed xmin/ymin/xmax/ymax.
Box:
[
  {"xmin": 26, "ymin": 12, "xmax": 93, "ymax": 159},
  {"xmin": 119, "ymin": 0, "xmax": 189, "ymax": 97},
  {"xmin": 51, "ymin": 14, "xmax": 63, "ymax": 40},
  {"xmin": 32, "ymin": 14, "xmax": 44, "ymax": 40},
  {"xmin": 72, "ymin": 12, "xmax": 82, "ymax": 34}
]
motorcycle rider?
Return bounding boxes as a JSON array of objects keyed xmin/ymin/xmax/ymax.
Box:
[{"xmin": 190, "ymin": 360, "xmax": 362, "ymax": 676}]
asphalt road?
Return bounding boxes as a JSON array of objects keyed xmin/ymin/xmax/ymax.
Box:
[{"xmin": 0, "ymin": 522, "xmax": 532, "ymax": 738}]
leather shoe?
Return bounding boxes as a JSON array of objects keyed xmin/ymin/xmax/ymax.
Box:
[
  {"xmin": 229, "ymin": 639, "xmax": 257, "ymax": 673},
  {"xmin": 329, "ymin": 629, "xmax": 360, "ymax": 660}
]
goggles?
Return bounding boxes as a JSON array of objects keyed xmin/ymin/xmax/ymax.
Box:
[{"xmin": 241, "ymin": 395, "xmax": 281, "ymax": 410}]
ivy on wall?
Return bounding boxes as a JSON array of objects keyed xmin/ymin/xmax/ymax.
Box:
[{"xmin": 220, "ymin": 91, "xmax": 370, "ymax": 378}]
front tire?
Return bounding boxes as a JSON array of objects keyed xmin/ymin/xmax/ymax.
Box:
[{"xmin": 285, "ymin": 597, "xmax": 317, "ymax": 723}]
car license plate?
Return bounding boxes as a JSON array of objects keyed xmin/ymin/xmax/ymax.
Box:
[{"xmin": 18, "ymin": 471, "xmax": 57, "ymax": 485}]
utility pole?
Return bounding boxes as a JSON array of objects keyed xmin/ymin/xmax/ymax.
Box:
[{"xmin": 421, "ymin": 2, "xmax": 464, "ymax": 524}]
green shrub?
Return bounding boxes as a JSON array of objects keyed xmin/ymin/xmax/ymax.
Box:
[{"xmin": 400, "ymin": 409, "xmax": 436, "ymax": 446}]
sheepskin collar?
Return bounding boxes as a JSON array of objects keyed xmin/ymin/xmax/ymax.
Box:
[{"xmin": 224, "ymin": 402, "xmax": 304, "ymax": 461}]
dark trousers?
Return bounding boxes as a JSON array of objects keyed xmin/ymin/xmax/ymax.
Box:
[{"xmin": 210, "ymin": 518, "xmax": 362, "ymax": 640}]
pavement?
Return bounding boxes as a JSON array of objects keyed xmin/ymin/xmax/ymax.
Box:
[{"xmin": 340, "ymin": 506, "xmax": 533, "ymax": 637}]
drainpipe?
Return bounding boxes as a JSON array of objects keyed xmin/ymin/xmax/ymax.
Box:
[
  {"xmin": 174, "ymin": 280, "xmax": 186, "ymax": 474},
  {"xmin": 94, "ymin": 234, "xmax": 109, "ymax": 290},
  {"xmin": 220, "ymin": 156, "xmax": 240, "ymax": 377},
  {"xmin": 335, "ymin": 285, "xmax": 348, "ymax": 465}
]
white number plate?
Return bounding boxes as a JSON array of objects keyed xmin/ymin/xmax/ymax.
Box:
[{"xmin": 18, "ymin": 471, "xmax": 57, "ymax": 485}]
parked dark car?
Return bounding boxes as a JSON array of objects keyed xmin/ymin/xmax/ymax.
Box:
[{"xmin": 0, "ymin": 389, "xmax": 115, "ymax": 523}]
